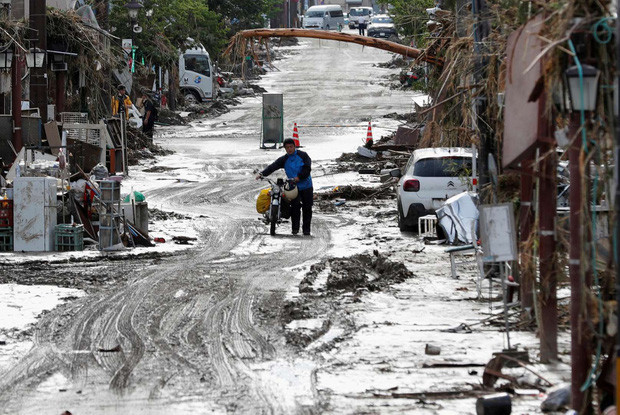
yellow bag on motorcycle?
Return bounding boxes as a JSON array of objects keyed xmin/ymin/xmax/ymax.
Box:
[{"xmin": 256, "ymin": 188, "xmax": 271, "ymax": 214}]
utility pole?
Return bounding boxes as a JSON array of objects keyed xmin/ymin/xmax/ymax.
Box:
[
  {"xmin": 519, "ymin": 156, "xmax": 534, "ymax": 310},
  {"xmin": 472, "ymin": 0, "xmax": 492, "ymax": 202},
  {"xmin": 538, "ymin": 143, "xmax": 558, "ymax": 362},
  {"xmin": 568, "ymin": 112, "xmax": 590, "ymax": 412},
  {"xmin": 11, "ymin": 51, "xmax": 22, "ymax": 153},
  {"xmin": 55, "ymin": 71, "xmax": 66, "ymax": 116},
  {"xmin": 29, "ymin": 0, "xmax": 47, "ymax": 122}
]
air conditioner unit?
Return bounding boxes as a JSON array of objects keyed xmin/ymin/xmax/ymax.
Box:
[{"xmin": 51, "ymin": 62, "xmax": 67, "ymax": 72}]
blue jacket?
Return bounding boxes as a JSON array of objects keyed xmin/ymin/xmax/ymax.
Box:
[{"xmin": 261, "ymin": 150, "xmax": 313, "ymax": 191}]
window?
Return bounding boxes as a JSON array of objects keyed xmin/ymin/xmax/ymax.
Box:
[
  {"xmin": 372, "ymin": 16, "xmax": 393, "ymax": 24},
  {"xmin": 184, "ymin": 54, "xmax": 210, "ymax": 76},
  {"xmin": 306, "ymin": 10, "xmax": 324, "ymax": 17},
  {"xmin": 349, "ymin": 8, "xmax": 370, "ymax": 16},
  {"xmin": 330, "ymin": 10, "xmax": 344, "ymax": 17},
  {"xmin": 413, "ymin": 157, "xmax": 474, "ymax": 177}
]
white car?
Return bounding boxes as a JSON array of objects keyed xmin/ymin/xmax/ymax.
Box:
[{"xmin": 396, "ymin": 147, "xmax": 476, "ymax": 231}]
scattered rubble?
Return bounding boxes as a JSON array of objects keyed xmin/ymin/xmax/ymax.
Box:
[
  {"xmin": 148, "ymin": 208, "xmax": 190, "ymax": 221},
  {"xmin": 315, "ymin": 184, "xmax": 395, "ymax": 202},
  {"xmin": 300, "ymin": 251, "xmax": 413, "ymax": 294},
  {"xmin": 127, "ymin": 128, "xmax": 173, "ymax": 165},
  {"xmin": 157, "ymin": 108, "xmax": 188, "ymax": 126},
  {"xmin": 281, "ymin": 252, "xmax": 414, "ymax": 349}
]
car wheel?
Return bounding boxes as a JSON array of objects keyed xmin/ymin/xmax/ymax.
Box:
[
  {"xmin": 398, "ymin": 205, "xmax": 414, "ymax": 232},
  {"xmin": 184, "ymin": 91, "xmax": 199, "ymax": 105}
]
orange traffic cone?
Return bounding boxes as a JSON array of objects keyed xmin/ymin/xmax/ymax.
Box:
[
  {"xmin": 293, "ymin": 123, "xmax": 300, "ymax": 147},
  {"xmin": 365, "ymin": 121, "xmax": 373, "ymax": 143}
]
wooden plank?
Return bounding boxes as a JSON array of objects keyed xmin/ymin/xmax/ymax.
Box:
[{"xmin": 44, "ymin": 121, "xmax": 62, "ymax": 156}]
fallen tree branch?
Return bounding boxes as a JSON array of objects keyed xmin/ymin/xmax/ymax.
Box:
[{"xmin": 224, "ymin": 29, "xmax": 443, "ymax": 66}]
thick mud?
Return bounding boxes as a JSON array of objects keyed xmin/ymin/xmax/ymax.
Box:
[{"xmin": 282, "ymin": 252, "xmax": 414, "ymax": 349}]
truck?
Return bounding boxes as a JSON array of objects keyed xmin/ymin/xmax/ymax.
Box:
[{"xmin": 179, "ymin": 44, "xmax": 215, "ymax": 104}]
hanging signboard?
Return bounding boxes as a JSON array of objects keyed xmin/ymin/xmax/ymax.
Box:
[
  {"xmin": 261, "ymin": 93, "xmax": 283, "ymax": 148},
  {"xmin": 479, "ymin": 203, "xmax": 518, "ymax": 263},
  {"xmin": 122, "ymin": 39, "xmax": 132, "ymax": 56}
]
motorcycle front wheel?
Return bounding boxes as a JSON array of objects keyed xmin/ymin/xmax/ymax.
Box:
[{"xmin": 270, "ymin": 205, "xmax": 278, "ymax": 236}]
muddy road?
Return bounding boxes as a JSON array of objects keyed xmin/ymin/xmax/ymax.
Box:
[{"xmin": 0, "ymin": 37, "xmax": 418, "ymax": 414}]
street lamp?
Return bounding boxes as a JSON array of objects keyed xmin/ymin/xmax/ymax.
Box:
[
  {"xmin": 124, "ymin": 0, "xmax": 143, "ymax": 22},
  {"xmin": 0, "ymin": 46, "xmax": 13, "ymax": 69},
  {"xmin": 565, "ymin": 64, "xmax": 600, "ymax": 111},
  {"xmin": 25, "ymin": 47, "xmax": 44, "ymax": 68},
  {"xmin": 564, "ymin": 62, "xmax": 599, "ymax": 413},
  {"xmin": 124, "ymin": 0, "xmax": 142, "ymax": 94}
]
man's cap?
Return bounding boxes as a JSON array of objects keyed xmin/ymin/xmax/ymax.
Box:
[{"xmin": 283, "ymin": 138, "xmax": 295, "ymax": 146}]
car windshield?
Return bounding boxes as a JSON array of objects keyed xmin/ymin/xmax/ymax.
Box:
[
  {"xmin": 349, "ymin": 9, "xmax": 370, "ymax": 16},
  {"xmin": 372, "ymin": 16, "xmax": 393, "ymax": 24},
  {"xmin": 184, "ymin": 54, "xmax": 210, "ymax": 76},
  {"xmin": 413, "ymin": 157, "xmax": 473, "ymax": 177},
  {"xmin": 306, "ymin": 11, "xmax": 324, "ymax": 17}
]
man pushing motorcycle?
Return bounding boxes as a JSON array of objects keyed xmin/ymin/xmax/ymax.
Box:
[{"xmin": 256, "ymin": 138, "xmax": 313, "ymax": 236}]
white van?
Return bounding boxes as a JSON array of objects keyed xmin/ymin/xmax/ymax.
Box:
[{"xmin": 303, "ymin": 5, "xmax": 345, "ymax": 30}]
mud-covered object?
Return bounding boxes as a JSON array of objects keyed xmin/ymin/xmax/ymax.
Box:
[
  {"xmin": 300, "ymin": 251, "xmax": 414, "ymax": 293},
  {"xmin": 540, "ymin": 384, "xmax": 570, "ymax": 412},
  {"xmin": 256, "ymin": 188, "xmax": 270, "ymax": 214},
  {"xmin": 89, "ymin": 163, "xmax": 109, "ymax": 180},
  {"xmin": 436, "ymin": 191, "xmax": 479, "ymax": 244}
]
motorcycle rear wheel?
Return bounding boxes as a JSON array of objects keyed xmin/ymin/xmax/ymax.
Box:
[{"xmin": 270, "ymin": 205, "xmax": 278, "ymax": 236}]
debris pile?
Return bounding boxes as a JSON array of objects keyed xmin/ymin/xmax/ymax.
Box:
[
  {"xmin": 281, "ymin": 252, "xmax": 414, "ymax": 349},
  {"xmin": 300, "ymin": 251, "xmax": 413, "ymax": 294},
  {"xmin": 315, "ymin": 184, "xmax": 395, "ymax": 202},
  {"xmin": 126, "ymin": 129, "xmax": 172, "ymax": 165}
]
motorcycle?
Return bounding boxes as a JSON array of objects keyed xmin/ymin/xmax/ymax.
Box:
[{"xmin": 257, "ymin": 175, "xmax": 297, "ymax": 236}]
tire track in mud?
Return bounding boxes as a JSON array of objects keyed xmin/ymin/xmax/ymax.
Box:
[{"xmin": 0, "ymin": 158, "xmax": 333, "ymax": 414}]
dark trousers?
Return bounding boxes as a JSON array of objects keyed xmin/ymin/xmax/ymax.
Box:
[
  {"xmin": 291, "ymin": 187, "xmax": 313, "ymax": 234},
  {"xmin": 358, "ymin": 23, "xmax": 366, "ymax": 35},
  {"xmin": 143, "ymin": 122, "xmax": 154, "ymax": 139}
]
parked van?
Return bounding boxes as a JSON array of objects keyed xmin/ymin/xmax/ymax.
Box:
[
  {"xmin": 303, "ymin": 5, "xmax": 345, "ymax": 30},
  {"xmin": 348, "ymin": 7, "xmax": 373, "ymax": 29}
]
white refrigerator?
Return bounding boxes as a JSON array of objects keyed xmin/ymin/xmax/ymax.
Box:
[{"xmin": 13, "ymin": 177, "xmax": 57, "ymax": 252}]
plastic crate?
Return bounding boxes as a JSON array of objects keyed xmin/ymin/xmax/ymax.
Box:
[
  {"xmin": 0, "ymin": 199, "xmax": 13, "ymax": 228},
  {"xmin": 60, "ymin": 112, "xmax": 89, "ymax": 124},
  {"xmin": 55, "ymin": 224, "xmax": 84, "ymax": 252},
  {"xmin": 65, "ymin": 126, "xmax": 102, "ymax": 146},
  {"xmin": 0, "ymin": 227, "xmax": 13, "ymax": 251}
]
